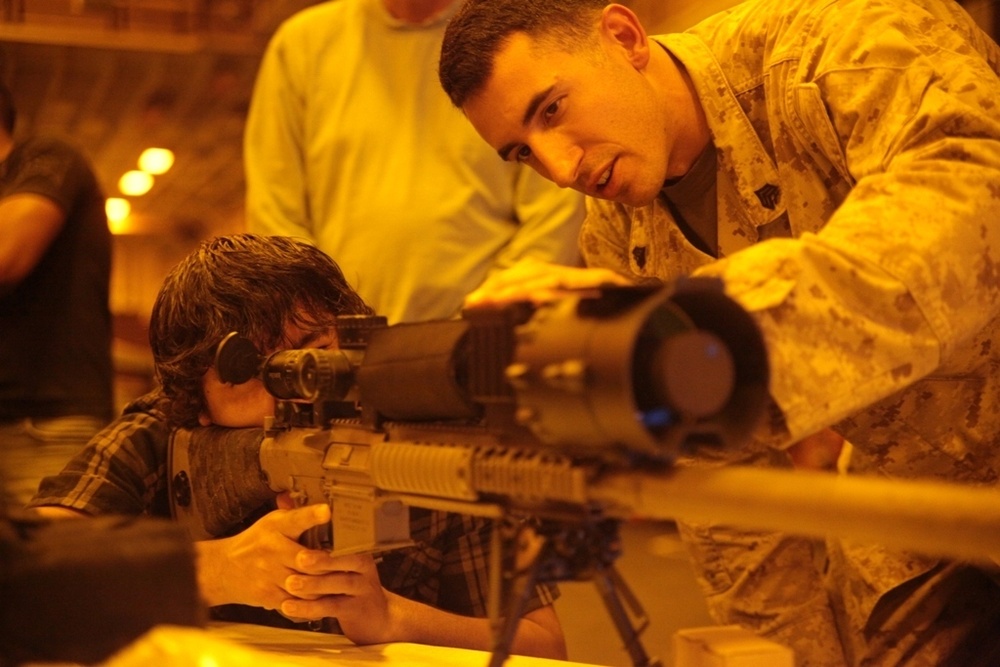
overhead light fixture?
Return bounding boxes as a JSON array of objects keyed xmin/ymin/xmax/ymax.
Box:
[
  {"xmin": 138, "ymin": 147, "xmax": 174, "ymax": 175},
  {"xmin": 105, "ymin": 197, "xmax": 131, "ymax": 234},
  {"xmin": 119, "ymin": 170, "xmax": 154, "ymax": 196}
]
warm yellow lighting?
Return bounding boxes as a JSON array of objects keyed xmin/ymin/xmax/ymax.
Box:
[
  {"xmin": 105, "ymin": 198, "xmax": 131, "ymax": 234},
  {"xmin": 138, "ymin": 147, "xmax": 174, "ymax": 175},
  {"xmin": 119, "ymin": 170, "xmax": 153, "ymax": 196}
]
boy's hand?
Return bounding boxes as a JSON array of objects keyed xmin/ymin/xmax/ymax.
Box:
[
  {"xmin": 195, "ymin": 502, "xmax": 331, "ymax": 611},
  {"xmin": 280, "ymin": 550, "xmax": 399, "ymax": 645}
]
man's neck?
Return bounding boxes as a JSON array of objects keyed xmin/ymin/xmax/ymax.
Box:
[
  {"xmin": 382, "ymin": 0, "xmax": 455, "ymax": 24},
  {"xmin": 651, "ymin": 44, "xmax": 711, "ymax": 181}
]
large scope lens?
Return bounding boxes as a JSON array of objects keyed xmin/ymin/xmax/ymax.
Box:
[{"xmin": 507, "ymin": 282, "xmax": 766, "ymax": 460}]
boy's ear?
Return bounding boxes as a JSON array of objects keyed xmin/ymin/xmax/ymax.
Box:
[
  {"xmin": 599, "ymin": 4, "xmax": 650, "ymax": 69},
  {"xmin": 197, "ymin": 412, "xmax": 213, "ymax": 426}
]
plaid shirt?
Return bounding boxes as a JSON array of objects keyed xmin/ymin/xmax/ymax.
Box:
[{"xmin": 29, "ymin": 391, "xmax": 557, "ymax": 622}]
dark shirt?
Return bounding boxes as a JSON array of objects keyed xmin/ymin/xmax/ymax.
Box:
[{"xmin": 0, "ymin": 136, "xmax": 112, "ymax": 421}]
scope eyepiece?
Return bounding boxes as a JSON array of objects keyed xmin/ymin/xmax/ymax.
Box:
[
  {"xmin": 215, "ymin": 332, "xmax": 263, "ymax": 385},
  {"xmin": 261, "ymin": 348, "xmax": 353, "ymax": 402},
  {"xmin": 214, "ymin": 332, "xmax": 357, "ymax": 403}
]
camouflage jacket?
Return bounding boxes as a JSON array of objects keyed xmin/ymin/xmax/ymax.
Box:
[
  {"xmin": 584, "ymin": 0, "xmax": 1000, "ymax": 478},
  {"xmin": 582, "ymin": 0, "xmax": 1000, "ymax": 654}
]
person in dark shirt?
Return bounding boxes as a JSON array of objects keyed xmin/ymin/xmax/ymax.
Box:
[{"xmin": 0, "ymin": 80, "xmax": 113, "ymax": 507}]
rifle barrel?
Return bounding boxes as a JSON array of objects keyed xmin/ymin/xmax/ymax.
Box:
[{"xmin": 593, "ymin": 465, "xmax": 1000, "ymax": 563}]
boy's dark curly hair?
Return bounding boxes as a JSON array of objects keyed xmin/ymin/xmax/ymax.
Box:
[{"xmin": 148, "ymin": 233, "xmax": 374, "ymax": 427}]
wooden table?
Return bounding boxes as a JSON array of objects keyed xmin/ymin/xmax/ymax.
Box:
[{"xmin": 100, "ymin": 621, "xmax": 604, "ymax": 667}]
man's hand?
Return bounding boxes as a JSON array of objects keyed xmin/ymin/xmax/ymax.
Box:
[
  {"xmin": 195, "ymin": 502, "xmax": 332, "ymax": 610},
  {"xmin": 466, "ymin": 258, "xmax": 631, "ymax": 307},
  {"xmin": 787, "ymin": 428, "xmax": 845, "ymax": 471}
]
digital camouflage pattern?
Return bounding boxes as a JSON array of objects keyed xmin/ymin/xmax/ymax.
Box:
[{"xmin": 583, "ymin": 0, "xmax": 1000, "ymax": 664}]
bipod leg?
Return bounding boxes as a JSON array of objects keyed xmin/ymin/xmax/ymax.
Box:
[
  {"xmin": 593, "ymin": 562, "xmax": 660, "ymax": 667},
  {"xmin": 487, "ymin": 524, "xmax": 549, "ymax": 667}
]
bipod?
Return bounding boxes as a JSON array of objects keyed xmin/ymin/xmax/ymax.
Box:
[{"xmin": 487, "ymin": 516, "xmax": 660, "ymax": 667}]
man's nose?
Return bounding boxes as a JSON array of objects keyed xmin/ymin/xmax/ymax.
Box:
[{"xmin": 532, "ymin": 138, "xmax": 580, "ymax": 189}]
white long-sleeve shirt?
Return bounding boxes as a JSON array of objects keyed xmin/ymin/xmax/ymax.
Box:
[{"xmin": 245, "ymin": 0, "xmax": 585, "ymax": 324}]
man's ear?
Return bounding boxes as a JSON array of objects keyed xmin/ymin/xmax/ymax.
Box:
[{"xmin": 599, "ymin": 4, "xmax": 650, "ymax": 69}]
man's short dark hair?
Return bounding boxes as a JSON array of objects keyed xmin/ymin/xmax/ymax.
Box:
[
  {"xmin": 0, "ymin": 81, "xmax": 17, "ymax": 135},
  {"xmin": 149, "ymin": 233, "xmax": 374, "ymax": 427},
  {"xmin": 439, "ymin": 0, "xmax": 607, "ymax": 108}
]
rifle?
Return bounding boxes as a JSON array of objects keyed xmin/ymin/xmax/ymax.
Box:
[{"xmin": 168, "ymin": 280, "xmax": 1000, "ymax": 666}]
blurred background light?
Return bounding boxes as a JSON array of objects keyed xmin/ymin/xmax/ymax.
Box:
[
  {"xmin": 138, "ymin": 147, "xmax": 174, "ymax": 175},
  {"xmin": 105, "ymin": 197, "xmax": 132, "ymax": 234},
  {"xmin": 119, "ymin": 170, "xmax": 154, "ymax": 196}
]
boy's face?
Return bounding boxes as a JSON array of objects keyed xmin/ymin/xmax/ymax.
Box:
[
  {"xmin": 461, "ymin": 28, "xmax": 672, "ymax": 208},
  {"xmin": 199, "ymin": 321, "xmax": 338, "ymax": 428}
]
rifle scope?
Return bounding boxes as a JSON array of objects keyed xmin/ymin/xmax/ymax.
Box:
[{"xmin": 216, "ymin": 281, "xmax": 769, "ymax": 461}]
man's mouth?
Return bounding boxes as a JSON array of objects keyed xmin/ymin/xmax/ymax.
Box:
[
  {"xmin": 597, "ymin": 166, "xmax": 612, "ymax": 187},
  {"xmin": 591, "ymin": 159, "xmax": 616, "ymax": 195}
]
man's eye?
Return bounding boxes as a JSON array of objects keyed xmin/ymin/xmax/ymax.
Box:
[
  {"xmin": 515, "ymin": 145, "xmax": 532, "ymax": 163},
  {"xmin": 543, "ymin": 99, "xmax": 560, "ymax": 121}
]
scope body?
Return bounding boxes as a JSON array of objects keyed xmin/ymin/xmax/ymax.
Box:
[{"xmin": 215, "ymin": 281, "xmax": 769, "ymax": 464}]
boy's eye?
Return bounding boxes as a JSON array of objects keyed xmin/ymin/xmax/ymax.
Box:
[{"xmin": 515, "ymin": 145, "xmax": 532, "ymax": 162}]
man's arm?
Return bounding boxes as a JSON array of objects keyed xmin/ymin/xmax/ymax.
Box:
[
  {"xmin": 243, "ymin": 26, "xmax": 312, "ymax": 240},
  {"xmin": 0, "ymin": 192, "xmax": 65, "ymax": 289},
  {"xmin": 690, "ymin": 0, "xmax": 1000, "ymax": 444},
  {"xmin": 489, "ymin": 165, "xmax": 586, "ymax": 274}
]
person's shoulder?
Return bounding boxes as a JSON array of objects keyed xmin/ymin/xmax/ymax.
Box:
[
  {"xmin": 17, "ymin": 135, "xmax": 85, "ymax": 159},
  {"xmin": 87, "ymin": 391, "xmax": 173, "ymax": 454},
  {"xmin": 10, "ymin": 135, "xmax": 93, "ymax": 176},
  {"xmin": 276, "ymin": 0, "xmax": 360, "ymax": 39},
  {"xmin": 121, "ymin": 390, "xmax": 171, "ymax": 423}
]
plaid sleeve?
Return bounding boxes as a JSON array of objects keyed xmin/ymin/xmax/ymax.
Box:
[
  {"xmin": 27, "ymin": 393, "xmax": 173, "ymax": 517},
  {"xmin": 378, "ymin": 508, "xmax": 560, "ymax": 618}
]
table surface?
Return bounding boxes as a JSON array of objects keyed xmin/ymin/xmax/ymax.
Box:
[{"xmin": 99, "ymin": 621, "xmax": 606, "ymax": 667}]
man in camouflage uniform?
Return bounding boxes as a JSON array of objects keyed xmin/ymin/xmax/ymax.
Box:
[{"xmin": 439, "ymin": 0, "xmax": 1000, "ymax": 664}]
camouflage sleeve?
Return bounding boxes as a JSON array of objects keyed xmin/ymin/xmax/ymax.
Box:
[{"xmin": 694, "ymin": 0, "xmax": 1000, "ymax": 443}]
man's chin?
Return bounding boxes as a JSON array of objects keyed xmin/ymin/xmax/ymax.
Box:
[{"xmin": 604, "ymin": 187, "xmax": 659, "ymax": 208}]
